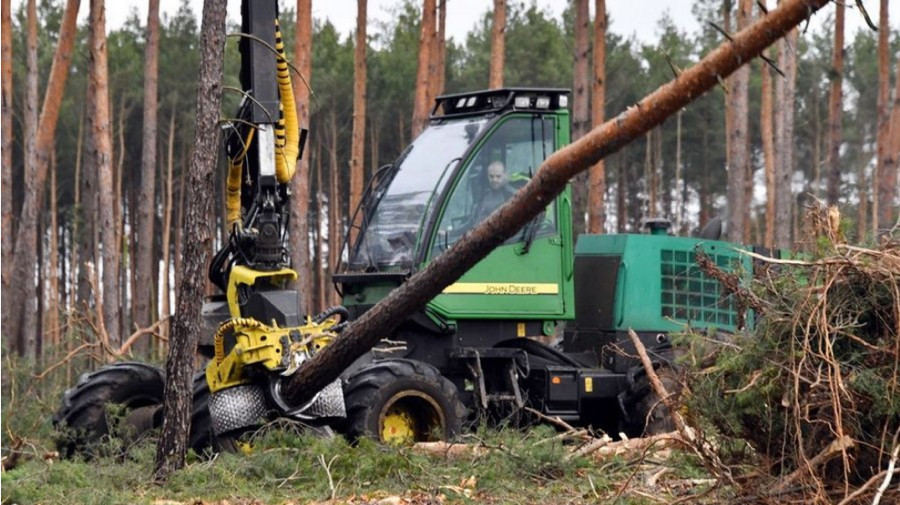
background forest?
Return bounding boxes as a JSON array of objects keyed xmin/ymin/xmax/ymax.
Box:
[{"xmin": 1, "ymin": 0, "xmax": 898, "ymax": 366}]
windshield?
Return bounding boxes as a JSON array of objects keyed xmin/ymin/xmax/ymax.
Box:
[{"xmin": 348, "ymin": 117, "xmax": 489, "ymax": 270}]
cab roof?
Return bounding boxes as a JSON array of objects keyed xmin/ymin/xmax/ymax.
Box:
[{"xmin": 431, "ymin": 88, "xmax": 571, "ymax": 119}]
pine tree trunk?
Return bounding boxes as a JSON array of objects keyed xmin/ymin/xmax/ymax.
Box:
[
  {"xmin": 726, "ymin": 0, "xmax": 751, "ymax": 243},
  {"xmin": 675, "ymin": 111, "xmax": 684, "ymax": 233},
  {"xmin": 774, "ymin": 27, "xmax": 797, "ymax": 249},
  {"xmin": 434, "ymin": 0, "xmax": 447, "ymax": 97},
  {"xmin": 571, "ymin": 0, "xmax": 590, "ymax": 235},
  {"xmin": 1, "ymin": 0, "xmax": 14, "ymax": 323},
  {"xmin": 4, "ymin": 0, "xmax": 81, "ymax": 356},
  {"xmin": 881, "ymin": 58, "xmax": 900, "ymax": 232},
  {"xmin": 761, "ymin": 0, "xmax": 775, "ymax": 249},
  {"xmin": 49, "ymin": 150, "xmax": 60, "ymax": 358},
  {"xmin": 160, "ymin": 111, "xmax": 176, "ymax": 346},
  {"xmin": 617, "ymin": 159, "xmax": 626, "ymax": 233},
  {"xmin": 857, "ymin": 158, "xmax": 868, "ymax": 240},
  {"xmin": 411, "ymin": 0, "xmax": 436, "ymax": 137},
  {"xmin": 488, "ymin": 0, "xmax": 506, "ymax": 89},
  {"xmin": 349, "ymin": 0, "xmax": 367, "ymax": 248},
  {"xmin": 114, "ymin": 96, "xmax": 127, "ymax": 338},
  {"xmin": 874, "ymin": 0, "xmax": 895, "ymax": 232},
  {"xmin": 328, "ymin": 112, "xmax": 341, "ymax": 307},
  {"xmin": 280, "ymin": 0, "xmax": 833, "ymax": 408},
  {"xmin": 136, "ymin": 0, "xmax": 160, "ymax": 330},
  {"xmin": 588, "ymin": 0, "xmax": 606, "ymax": 234},
  {"xmin": 154, "ymin": 0, "xmax": 227, "ymax": 480},
  {"xmin": 825, "ymin": 1, "xmax": 844, "ymax": 205},
  {"xmin": 19, "ymin": 0, "xmax": 39, "ymax": 357},
  {"xmin": 289, "ymin": 0, "xmax": 312, "ymax": 302},
  {"xmin": 315, "ymin": 141, "xmax": 326, "ymax": 311},
  {"xmin": 89, "ymin": 0, "xmax": 120, "ymax": 347}
]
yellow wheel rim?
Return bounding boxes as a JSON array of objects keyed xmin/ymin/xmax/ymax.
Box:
[
  {"xmin": 381, "ymin": 404, "xmax": 417, "ymax": 444},
  {"xmin": 378, "ymin": 391, "xmax": 445, "ymax": 444}
]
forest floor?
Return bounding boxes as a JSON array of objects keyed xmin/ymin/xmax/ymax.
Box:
[{"xmin": 1, "ymin": 418, "xmax": 720, "ymax": 505}]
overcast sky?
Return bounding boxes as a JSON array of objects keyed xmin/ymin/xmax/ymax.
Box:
[{"xmin": 13, "ymin": 0, "xmax": 898, "ymax": 46}]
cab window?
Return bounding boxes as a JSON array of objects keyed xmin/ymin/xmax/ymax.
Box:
[{"xmin": 432, "ymin": 116, "xmax": 556, "ymax": 254}]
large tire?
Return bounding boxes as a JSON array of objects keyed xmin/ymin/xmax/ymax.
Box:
[
  {"xmin": 53, "ymin": 362, "xmax": 166, "ymax": 458},
  {"xmin": 342, "ymin": 359, "xmax": 466, "ymax": 444}
]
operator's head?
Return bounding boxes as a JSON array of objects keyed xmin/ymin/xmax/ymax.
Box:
[{"xmin": 487, "ymin": 161, "xmax": 507, "ymax": 190}]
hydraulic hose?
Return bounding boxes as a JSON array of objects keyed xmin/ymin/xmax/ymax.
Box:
[
  {"xmin": 226, "ymin": 128, "xmax": 255, "ymax": 227},
  {"xmin": 273, "ymin": 19, "xmax": 299, "ymax": 183}
]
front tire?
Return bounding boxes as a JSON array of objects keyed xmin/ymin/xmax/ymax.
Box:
[{"xmin": 342, "ymin": 359, "xmax": 466, "ymax": 444}]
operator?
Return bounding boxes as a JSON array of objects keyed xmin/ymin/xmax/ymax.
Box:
[{"xmin": 474, "ymin": 160, "xmax": 516, "ymax": 222}]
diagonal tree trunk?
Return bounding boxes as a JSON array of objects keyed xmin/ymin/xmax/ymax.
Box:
[
  {"xmin": 154, "ymin": 0, "xmax": 227, "ymax": 480},
  {"xmin": 874, "ymin": 0, "xmax": 895, "ymax": 232},
  {"xmin": 349, "ymin": 0, "xmax": 367, "ymax": 248},
  {"xmin": 1, "ymin": 0, "xmax": 13, "ymax": 321},
  {"xmin": 4, "ymin": 0, "xmax": 81, "ymax": 356},
  {"xmin": 290, "ymin": 0, "xmax": 312, "ymax": 302},
  {"xmin": 281, "ymin": 0, "xmax": 832, "ymax": 408},
  {"xmin": 488, "ymin": 0, "xmax": 506, "ymax": 89},
  {"xmin": 411, "ymin": 0, "xmax": 436, "ymax": 137},
  {"xmin": 89, "ymin": 0, "xmax": 120, "ymax": 348},
  {"xmin": 135, "ymin": 0, "xmax": 160, "ymax": 331},
  {"xmin": 825, "ymin": 0, "xmax": 844, "ymax": 205},
  {"xmin": 588, "ymin": 0, "xmax": 607, "ymax": 234}
]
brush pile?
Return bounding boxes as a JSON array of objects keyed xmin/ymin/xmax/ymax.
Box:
[{"xmin": 684, "ymin": 206, "xmax": 899, "ymax": 503}]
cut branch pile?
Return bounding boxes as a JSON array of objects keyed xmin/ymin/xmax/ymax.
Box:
[{"xmin": 685, "ymin": 204, "xmax": 900, "ymax": 504}]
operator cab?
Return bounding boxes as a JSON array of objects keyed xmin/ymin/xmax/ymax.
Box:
[{"xmin": 338, "ymin": 88, "xmax": 575, "ymax": 328}]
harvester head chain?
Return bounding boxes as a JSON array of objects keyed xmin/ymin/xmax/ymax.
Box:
[{"xmin": 209, "ymin": 383, "xmax": 268, "ymax": 436}]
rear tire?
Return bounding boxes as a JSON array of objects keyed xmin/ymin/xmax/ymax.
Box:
[
  {"xmin": 53, "ymin": 362, "xmax": 166, "ymax": 458},
  {"xmin": 342, "ymin": 359, "xmax": 466, "ymax": 444},
  {"xmin": 624, "ymin": 363, "xmax": 680, "ymax": 436}
]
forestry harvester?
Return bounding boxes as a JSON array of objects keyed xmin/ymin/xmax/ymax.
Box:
[{"xmin": 54, "ymin": 0, "xmax": 756, "ymax": 454}]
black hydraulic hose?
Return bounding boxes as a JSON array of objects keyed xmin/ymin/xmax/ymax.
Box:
[{"xmin": 313, "ymin": 305, "xmax": 350, "ymax": 324}]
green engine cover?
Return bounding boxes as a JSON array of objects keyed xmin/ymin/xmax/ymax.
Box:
[{"xmin": 573, "ymin": 233, "xmax": 752, "ymax": 334}]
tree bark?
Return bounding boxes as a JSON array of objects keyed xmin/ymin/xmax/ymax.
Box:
[
  {"xmin": 488, "ymin": 0, "xmax": 506, "ymax": 89},
  {"xmin": 49, "ymin": 149, "xmax": 60, "ymax": 357},
  {"xmin": 154, "ymin": 0, "xmax": 227, "ymax": 481},
  {"xmin": 571, "ymin": 0, "xmax": 590, "ymax": 235},
  {"xmin": 89, "ymin": 0, "xmax": 120, "ymax": 348},
  {"xmin": 875, "ymin": 0, "xmax": 895, "ymax": 231},
  {"xmin": 136, "ymin": 0, "xmax": 160, "ymax": 330},
  {"xmin": 588, "ymin": 0, "xmax": 606, "ymax": 234},
  {"xmin": 726, "ymin": 0, "xmax": 751, "ymax": 243},
  {"xmin": 4, "ymin": 0, "xmax": 81, "ymax": 356},
  {"xmin": 411, "ymin": 0, "xmax": 436, "ymax": 137},
  {"xmin": 349, "ymin": 0, "xmax": 367, "ymax": 248},
  {"xmin": 19, "ymin": 0, "xmax": 39, "ymax": 357},
  {"xmin": 617, "ymin": 159, "xmax": 627, "ymax": 233},
  {"xmin": 160, "ymin": 111, "xmax": 176, "ymax": 344},
  {"xmin": 328, "ymin": 111, "xmax": 340, "ymax": 307},
  {"xmin": 825, "ymin": 0, "xmax": 844, "ymax": 205},
  {"xmin": 883, "ymin": 57, "xmax": 900, "ymax": 232},
  {"xmin": 434, "ymin": 0, "xmax": 447, "ymax": 98},
  {"xmin": 1, "ymin": 0, "xmax": 13, "ymax": 329},
  {"xmin": 774, "ymin": 27, "xmax": 797, "ymax": 249},
  {"xmin": 290, "ymin": 0, "xmax": 312, "ymax": 302},
  {"xmin": 760, "ymin": 1, "xmax": 775, "ymax": 249},
  {"xmin": 281, "ymin": 0, "xmax": 832, "ymax": 408}
]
